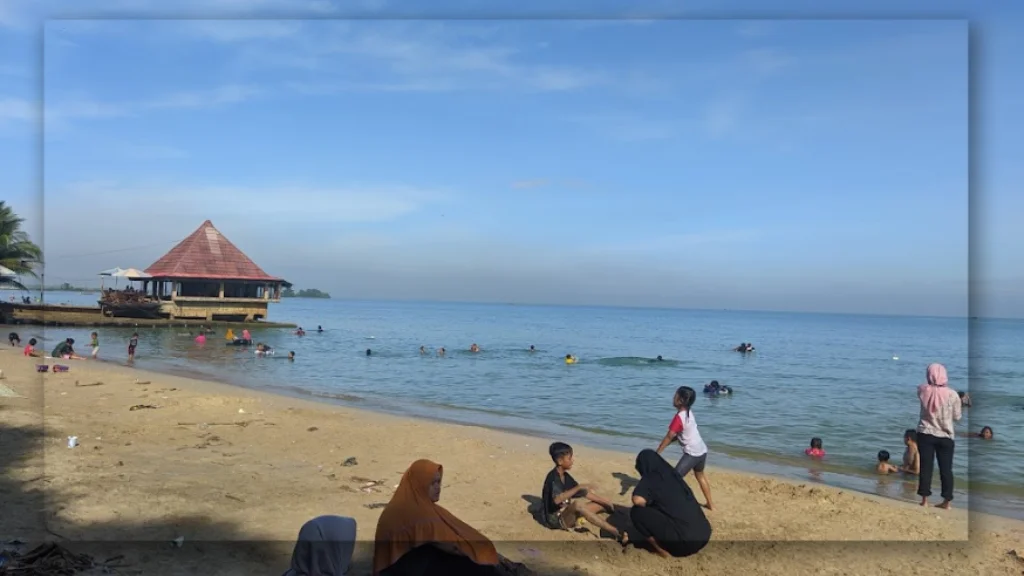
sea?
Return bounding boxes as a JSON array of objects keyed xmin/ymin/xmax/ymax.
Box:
[{"xmin": 7, "ymin": 291, "xmax": 1023, "ymax": 519}]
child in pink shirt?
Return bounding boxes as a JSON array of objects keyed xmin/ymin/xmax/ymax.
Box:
[{"xmin": 805, "ymin": 437, "xmax": 825, "ymax": 458}]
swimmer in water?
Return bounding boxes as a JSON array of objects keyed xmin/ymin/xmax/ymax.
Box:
[
  {"xmin": 656, "ymin": 355, "xmax": 664, "ymax": 362},
  {"xmin": 529, "ymin": 345, "xmax": 536, "ymax": 353},
  {"xmin": 437, "ymin": 347, "xmax": 446, "ymax": 357},
  {"xmin": 317, "ymin": 325, "xmax": 323, "ymax": 333},
  {"xmin": 366, "ymin": 348, "xmax": 372, "ymax": 357},
  {"xmin": 288, "ymin": 351, "xmax": 295, "ymax": 361},
  {"xmin": 419, "ymin": 345, "xmax": 427, "ymax": 355},
  {"xmin": 565, "ymin": 354, "xmax": 577, "ymax": 364},
  {"xmin": 470, "ymin": 343, "xmax": 480, "ymax": 353},
  {"xmin": 876, "ymin": 450, "xmax": 899, "ymax": 474},
  {"xmin": 296, "ymin": 327, "xmax": 305, "ymax": 336},
  {"xmin": 958, "ymin": 390, "xmax": 972, "ymax": 408},
  {"xmin": 969, "ymin": 426, "xmax": 994, "ymax": 440}
]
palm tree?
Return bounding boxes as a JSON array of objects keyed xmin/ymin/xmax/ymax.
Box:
[{"xmin": 0, "ymin": 201, "xmax": 43, "ymax": 290}]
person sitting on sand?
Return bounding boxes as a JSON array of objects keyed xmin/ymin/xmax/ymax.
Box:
[
  {"xmin": 469, "ymin": 343, "xmax": 480, "ymax": 353},
  {"xmin": 374, "ymin": 459, "xmax": 536, "ymax": 576},
  {"xmin": 282, "ymin": 515, "xmax": 357, "ymax": 576},
  {"xmin": 901, "ymin": 429, "xmax": 920, "ymax": 475},
  {"xmin": 876, "ymin": 450, "xmax": 899, "ymax": 474},
  {"xmin": 805, "ymin": 437, "xmax": 825, "ymax": 458},
  {"xmin": 564, "ymin": 354, "xmax": 576, "ymax": 364},
  {"xmin": 540, "ymin": 442, "xmax": 624, "ymax": 544},
  {"xmin": 9, "ymin": 332, "xmax": 20, "ymax": 346},
  {"xmin": 630, "ymin": 449, "xmax": 712, "ymax": 559},
  {"xmin": 23, "ymin": 338, "xmax": 40, "ymax": 357},
  {"xmin": 958, "ymin": 390, "xmax": 972, "ymax": 408}
]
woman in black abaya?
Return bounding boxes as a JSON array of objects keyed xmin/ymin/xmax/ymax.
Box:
[{"xmin": 629, "ymin": 449, "xmax": 712, "ymax": 558}]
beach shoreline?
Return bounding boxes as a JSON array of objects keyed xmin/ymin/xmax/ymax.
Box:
[
  {"xmin": 1, "ymin": 349, "xmax": 1022, "ymax": 575},
  {"xmin": 76, "ymin": 345, "xmax": 1023, "ymax": 522}
]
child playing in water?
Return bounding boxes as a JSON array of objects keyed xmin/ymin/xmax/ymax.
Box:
[
  {"xmin": 876, "ymin": 451, "xmax": 899, "ymax": 474},
  {"xmin": 90, "ymin": 332, "xmax": 99, "ymax": 359},
  {"xmin": 288, "ymin": 351, "xmax": 295, "ymax": 361},
  {"xmin": 969, "ymin": 426, "xmax": 994, "ymax": 440},
  {"xmin": 656, "ymin": 385, "xmax": 714, "ymax": 510},
  {"xmin": 805, "ymin": 438, "xmax": 825, "ymax": 458},
  {"xmin": 565, "ymin": 354, "xmax": 577, "ymax": 364},
  {"xmin": 901, "ymin": 429, "xmax": 920, "ymax": 475}
]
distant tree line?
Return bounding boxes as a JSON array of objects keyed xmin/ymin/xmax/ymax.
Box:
[{"xmin": 281, "ymin": 287, "xmax": 331, "ymax": 299}]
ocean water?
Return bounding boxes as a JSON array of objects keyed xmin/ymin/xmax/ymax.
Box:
[{"xmin": 11, "ymin": 291, "xmax": 1024, "ymax": 518}]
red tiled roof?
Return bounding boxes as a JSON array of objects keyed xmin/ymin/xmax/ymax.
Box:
[{"xmin": 144, "ymin": 220, "xmax": 284, "ymax": 282}]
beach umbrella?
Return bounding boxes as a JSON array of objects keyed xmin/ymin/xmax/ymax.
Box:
[
  {"xmin": 98, "ymin": 267, "xmax": 126, "ymax": 289},
  {"xmin": 115, "ymin": 268, "xmax": 152, "ymax": 279}
]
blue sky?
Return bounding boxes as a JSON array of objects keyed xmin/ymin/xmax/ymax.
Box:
[{"xmin": 0, "ymin": 1, "xmax": 1020, "ymax": 317}]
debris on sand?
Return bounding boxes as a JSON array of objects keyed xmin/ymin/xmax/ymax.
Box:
[{"xmin": 0, "ymin": 542, "xmax": 126, "ymax": 575}]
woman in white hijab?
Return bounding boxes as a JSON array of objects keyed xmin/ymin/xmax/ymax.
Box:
[{"xmin": 283, "ymin": 516, "xmax": 358, "ymax": 576}]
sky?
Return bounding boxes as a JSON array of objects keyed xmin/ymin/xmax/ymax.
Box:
[{"xmin": 0, "ymin": 0, "xmax": 1020, "ymax": 318}]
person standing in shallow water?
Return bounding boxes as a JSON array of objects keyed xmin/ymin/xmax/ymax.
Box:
[{"xmin": 915, "ymin": 363, "xmax": 962, "ymax": 509}]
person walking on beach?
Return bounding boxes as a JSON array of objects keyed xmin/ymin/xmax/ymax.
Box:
[
  {"xmin": 915, "ymin": 363, "xmax": 962, "ymax": 509},
  {"xmin": 656, "ymin": 386, "xmax": 714, "ymax": 510},
  {"xmin": 127, "ymin": 332, "xmax": 138, "ymax": 363}
]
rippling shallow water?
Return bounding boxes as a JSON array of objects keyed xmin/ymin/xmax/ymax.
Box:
[{"xmin": 21, "ymin": 292, "xmax": 1024, "ymax": 519}]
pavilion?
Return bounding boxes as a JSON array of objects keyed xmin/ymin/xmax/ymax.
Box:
[{"xmin": 129, "ymin": 220, "xmax": 290, "ymax": 322}]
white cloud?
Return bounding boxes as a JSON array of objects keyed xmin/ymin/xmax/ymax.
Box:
[
  {"xmin": 0, "ymin": 98, "xmax": 35, "ymax": 123},
  {"xmin": 40, "ymin": 84, "xmax": 263, "ymax": 128}
]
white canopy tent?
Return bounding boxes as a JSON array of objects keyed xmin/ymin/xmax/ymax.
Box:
[{"xmin": 98, "ymin": 267, "xmax": 151, "ymax": 289}]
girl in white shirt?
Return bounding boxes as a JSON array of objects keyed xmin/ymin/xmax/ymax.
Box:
[{"xmin": 656, "ymin": 386, "xmax": 714, "ymax": 511}]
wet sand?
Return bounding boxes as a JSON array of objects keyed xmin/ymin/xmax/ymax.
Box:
[{"xmin": 1, "ymin": 349, "xmax": 1022, "ymax": 575}]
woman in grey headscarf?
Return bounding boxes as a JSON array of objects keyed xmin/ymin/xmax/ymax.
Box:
[{"xmin": 283, "ymin": 515, "xmax": 358, "ymax": 576}]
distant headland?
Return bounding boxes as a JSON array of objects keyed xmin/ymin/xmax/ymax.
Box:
[{"xmin": 282, "ymin": 287, "xmax": 331, "ymax": 299}]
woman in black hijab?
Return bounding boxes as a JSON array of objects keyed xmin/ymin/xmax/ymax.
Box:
[{"xmin": 630, "ymin": 449, "xmax": 712, "ymax": 558}]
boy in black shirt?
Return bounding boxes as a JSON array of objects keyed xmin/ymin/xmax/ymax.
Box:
[{"xmin": 541, "ymin": 442, "xmax": 625, "ymax": 543}]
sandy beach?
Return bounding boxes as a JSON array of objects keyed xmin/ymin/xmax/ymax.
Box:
[{"xmin": 1, "ymin": 348, "xmax": 1021, "ymax": 576}]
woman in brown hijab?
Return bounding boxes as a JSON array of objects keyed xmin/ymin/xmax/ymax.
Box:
[{"xmin": 373, "ymin": 459, "xmax": 534, "ymax": 576}]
